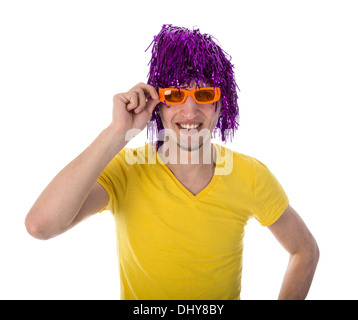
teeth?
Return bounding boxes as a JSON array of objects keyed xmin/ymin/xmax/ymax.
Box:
[{"xmin": 179, "ymin": 123, "xmax": 200, "ymax": 129}]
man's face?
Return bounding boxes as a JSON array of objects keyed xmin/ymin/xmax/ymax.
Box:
[{"xmin": 159, "ymin": 79, "xmax": 222, "ymax": 152}]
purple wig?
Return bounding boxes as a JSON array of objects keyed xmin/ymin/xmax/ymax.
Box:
[{"xmin": 145, "ymin": 24, "xmax": 240, "ymax": 147}]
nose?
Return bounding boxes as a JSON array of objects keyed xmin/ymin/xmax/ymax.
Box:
[{"xmin": 179, "ymin": 96, "xmax": 200, "ymax": 118}]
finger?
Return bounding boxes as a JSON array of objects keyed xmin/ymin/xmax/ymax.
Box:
[
  {"xmin": 146, "ymin": 85, "xmax": 160, "ymax": 101},
  {"xmin": 113, "ymin": 93, "xmax": 131, "ymax": 110},
  {"xmin": 143, "ymin": 96, "xmax": 160, "ymax": 117},
  {"xmin": 133, "ymin": 88, "xmax": 160, "ymax": 114},
  {"xmin": 135, "ymin": 92, "xmax": 159, "ymax": 115},
  {"xmin": 126, "ymin": 91, "xmax": 139, "ymax": 111},
  {"xmin": 131, "ymin": 89, "xmax": 147, "ymax": 114},
  {"xmin": 131, "ymin": 82, "xmax": 159, "ymax": 101}
]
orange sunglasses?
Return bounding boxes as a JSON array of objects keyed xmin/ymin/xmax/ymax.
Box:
[{"xmin": 158, "ymin": 87, "xmax": 221, "ymax": 105}]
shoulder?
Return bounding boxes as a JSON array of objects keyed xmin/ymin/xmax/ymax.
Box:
[
  {"xmin": 213, "ymin": 143, "xmax": 256, "ymax": 179},
  {"xmin": 115, "ymin": 143, "xmax": 158, "ymax": 167},
  {"xmin": 213, "ymin": 144, "xmax": 278, "ymax": 184},
  {"xmin": 213, "ymin": 143, "xmax": 256, "ymax": 172}
]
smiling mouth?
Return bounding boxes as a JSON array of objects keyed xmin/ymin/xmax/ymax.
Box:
[{"xmin": 176, "ymin": 123, "xmax": 203, "ymax": 130}]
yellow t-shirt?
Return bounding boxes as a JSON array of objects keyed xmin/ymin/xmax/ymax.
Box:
[{"xmin": 97, "ymin": 143, "xmax": 289, "ymax": 300}]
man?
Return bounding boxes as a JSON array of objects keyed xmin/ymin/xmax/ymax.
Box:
[{"xmin": 25, "ymin": 25, "xmax": 319, "ymax": 300}]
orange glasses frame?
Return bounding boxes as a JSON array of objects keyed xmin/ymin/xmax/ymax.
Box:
[{"xmin": 158, "ymin": 87, "xmax": 221, "ymax": 105}]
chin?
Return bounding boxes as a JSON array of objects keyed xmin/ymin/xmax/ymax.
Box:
[
  {"xmin": 177, "ymin": 140, "xmax": 203, "ymax": 152},
  {"xmin": 178, "ymin": 145, "xmax": 199, "ymax": 152}
]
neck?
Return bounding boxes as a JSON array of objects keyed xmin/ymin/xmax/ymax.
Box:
[{"xmin": 158, "ymin": 138, "xmax": 216, "ymax": 178}]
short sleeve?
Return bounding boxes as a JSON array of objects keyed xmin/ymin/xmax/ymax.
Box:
[
  {"xmin": 97, "ymin": 148, "xmax": 130, "ymax": 215},
  {"xmin": 252, "ymin": 158, "xmax": 289, "ymax": 226}
]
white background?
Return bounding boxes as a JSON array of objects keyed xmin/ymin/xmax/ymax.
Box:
[{"xmin": 1, "ymin": 0, "xmax": 357, "ymax": 300}]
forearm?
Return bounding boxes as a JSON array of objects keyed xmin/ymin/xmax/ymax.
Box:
[
  {"xmin": 278, "ymin": 246, "xmax": 319, "ymax": 300},
  {"xmin": 26, "ymin": 126, "xmax": 127, "ymax": 238}
]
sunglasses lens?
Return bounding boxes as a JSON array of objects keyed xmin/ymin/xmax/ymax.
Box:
[
  {"xmin": 164, "ymin": 89, "xmax": 185, "ymax": 103},
  {"xmin": 195, "ymin": 89, "xmax": 216, "ymax": 103},
  {"xmin": 161, "ymin": 87, "xmax": 219, "ymax": 104}
]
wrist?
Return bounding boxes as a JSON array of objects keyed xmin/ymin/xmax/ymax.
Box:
[{"xmin": 102, "ymin": 125, "xmax": 128, "ymax": 155}]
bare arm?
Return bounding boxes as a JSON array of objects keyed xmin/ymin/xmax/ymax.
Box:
[
  {"xmin": 25, "ymin": 82, "xmax": 160, "ymax": 240},
  {"xmin": 25, "ymin": 128, "xmax": 124, "ymax": 239},
  {"xmin": 268, "ymin": 204, "xmax": 319, "ymax": 300}
]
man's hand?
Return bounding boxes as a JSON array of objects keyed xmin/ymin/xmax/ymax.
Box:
[
  {"xmin": 25, "ymin": 82, "xmax": 160, "ymax": 240},
  {"xmin": 110, "ymin": 82, "xmax": 161, "ymax": 137}
]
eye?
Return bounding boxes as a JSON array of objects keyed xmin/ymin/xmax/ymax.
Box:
[
  {"xmin": 164, "ymin": 90, "xmax": 185, "ymax": 102},
  {"xmin": 195, "ymin": 90, "xmax": 215, "ymax": 101},
  {"xmin": 196, "ymin": 91, "xmax": 208, "ymax": 97}
]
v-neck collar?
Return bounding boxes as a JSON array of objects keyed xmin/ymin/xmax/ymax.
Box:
[{"xmin": 156, "ymin": 143, "xmax": 221, "ymax": 201}]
